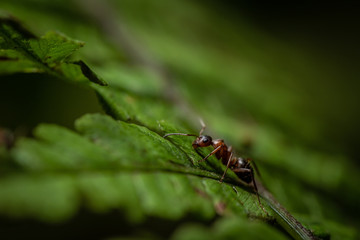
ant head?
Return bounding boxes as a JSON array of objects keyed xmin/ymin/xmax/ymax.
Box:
[{"xmin": 192, "ymin": 135, "xmax": 212, "ymax": 148}]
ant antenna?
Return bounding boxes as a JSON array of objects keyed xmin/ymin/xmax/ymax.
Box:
[
  {"xmin": 163, "ymin": 119, "xmax": 207, "ymax": 138},
  {"xmin": 163, "ymin": 133, "xmax": 197, "ymax": 138},
  {"xmin": 199, "ymin": 118, "xmax": 206, "ymax": 135}
]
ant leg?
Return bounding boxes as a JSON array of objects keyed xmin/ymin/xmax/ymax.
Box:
[
  {"xmin": 199, "ymin": 118, "xmax": 206, "ymax": 135},
  {"xmin": 228, "ymin": 167, "xmax": 268, "ymax": 215},
  {"xmin": 250, "ymin": 169, "xmax": 268, "ymax": 216},
  {"xmin": 247, "ymin": 158, "xmax": 261, "ymax": 178},
  {"xmin": 199, "ymin": 145, "xmax": 222, "ymax": 162},
  {"xmin": 231, "ymin": 168, "xmax": 251, "ymax": 173},
  {"xmin": 220, "ymin": 152, "xmax": 233, "ymax": 182}
]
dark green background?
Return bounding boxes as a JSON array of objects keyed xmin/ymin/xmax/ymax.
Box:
[{"xmin": 0, "ymin": 1, "xmax": 359, "ymax": 239}]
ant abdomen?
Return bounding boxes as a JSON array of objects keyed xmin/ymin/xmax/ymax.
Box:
[{"xmin": 236, "ymin": 170, "xmax": 253, "ymax": 184}]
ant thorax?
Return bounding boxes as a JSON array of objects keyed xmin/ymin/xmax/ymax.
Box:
[
  {"xmin": 236, "ymin": 157, "xmax": 247, "ymax": 168},
  {"xmin": 211, "ymin": 139, "xmax": 224, "ymax": 147}
]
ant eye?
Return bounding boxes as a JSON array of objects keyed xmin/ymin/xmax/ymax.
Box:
[
  {"xmin": 199, "ymin": 135, "xmax": 212, "ymax": 145},
  {"xmin": 202, "ymin": 136, "xmax": 211, "ymax": 143}
]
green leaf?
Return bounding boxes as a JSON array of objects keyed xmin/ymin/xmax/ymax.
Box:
[
  {"xmin": 1, "ymin": 2, "xmax": 358, "ymax": 240},
  {"xmin": 0, "ymin": 13, "xmax": 320, "ymax": 240},
  {"xmin": 0, "ymin": 16, "xmax": 106, "ymax": 86},
  {"xmin": 171, "ymin": 217, "xmax": 288, "ymax": 240},
  {"xmin": 0, "ymin": 174, "xmax": 78, "ymax": 222},
  {"xmin": 3, "ymin": 113, "xmax": 268, "ymax": 225},
  {"xmin": 28, "ymin": 31, "xmax": 84, "ymax": 64}
]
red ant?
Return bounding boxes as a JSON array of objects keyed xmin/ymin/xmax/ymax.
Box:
[{"xmin": 164, "ymin": 120, "xmax": 267, "ymax": 214}]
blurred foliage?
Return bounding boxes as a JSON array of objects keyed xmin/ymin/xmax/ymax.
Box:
[{"xmin": 0, "ymin": 0, "xmax": 359, "ymax": 239}]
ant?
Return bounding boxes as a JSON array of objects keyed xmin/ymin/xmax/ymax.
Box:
[{"xmin": 164, "ymin": 120, "xmax": 267, "ymax": 214}]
